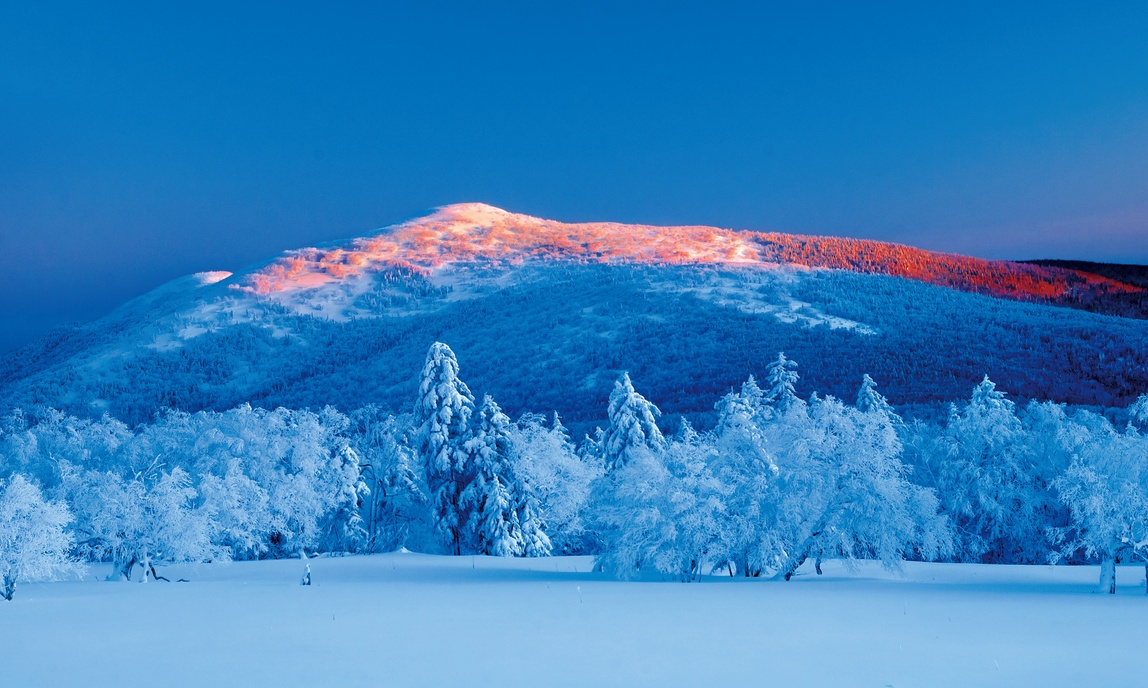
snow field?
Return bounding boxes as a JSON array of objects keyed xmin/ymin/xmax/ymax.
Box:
[{"xmin": 3, "ymin": 553, "xmax": 1145, "ymax": 688}]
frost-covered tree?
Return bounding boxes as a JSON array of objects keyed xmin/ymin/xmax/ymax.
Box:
[
  {"xmin": 348, "ymin": 408, "xmax": 428, "ymax": 553},
  {"xmin": 602, "ymin": 373, "xmax": 665, "ymax": 473},
  {"xmin": 513, "ymin": 413, "xmax": 601, "ymax": 554},
  {"xmin": 414, "ymin": 342, "xmax": 475, "ymax": 555},
  {"xmin": 710, "ymin": 377, "xmax": 781, "ymax": 577},
  {"xmin": 1129, "ymin": 393, "xmax": 1148, "ymax": 432},
  {"xmin": 927, "ymin": 376, "xmax": 1045, "ymax": 563},
  {"xmin": 61, "ymin": 463, "xmax": 216, "ymax": 581},
  {"xmin": 315, "ymin": 407, "xmax": 371, "ymax": 553},
  {"xmin": 764, "ymin": 352, "xmax": 801, "ymax": 412},
  {"xmin": 0, "ymin": 475, "xmax": 77, "ymax": 600},
  {"xmin": 856, "ymin": 374, "xmax": 894, "ymax": 418},
  {"xmin": 773, "ymin": 394, "xmax": 951, "ymax": 580},
  {"xmin": 460, "ymin": 396, "xmax": 551, "ymax": 557},
  {"xmin": 1054, "ymin": 411, "xmax": 1148, "ymax": 594},
  {"xmin": 595, "ymin": 424, "xmax": 725, "ymax": 581}
]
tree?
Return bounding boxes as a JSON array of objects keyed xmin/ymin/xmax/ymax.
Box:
[
  {"xmin": 0, "ymin": 475, "xmax": 77, "ymax": 601},
  {"xmin": 710, "ymin": 377, "xmax": 781, "ymax": 577},
  {"xmin": 513, "ymin": 413, "xmax": 601, "ymax": 554},
  {"xmin": 764, "ymin": 352, "xmax": 801, "ymax": 412},
  {"xmin": 61, "ymin": 462, "xmax": 216, "ymax": 582},
  {"xmin": 460, "ymin": 396, "xmax": 551, "ymax": 557},
  {"xmin": 348, "ymin": 408, "xmax": 428, "ymax": 553},
  {"xmin": 602, "ymin": 373, "xmax": 665, "ymax": 472},
  {"xmin": 1054, "ymin": 411, "xmax": 1148, "ymax": 594},
  {"xmin": 594, "ymin": 425, "xmax": 725, "ymax": 581},
  {"xmin": 856, "ymin": 374, "xmax": 894, "ymax": 417},
  {"xmin": 928, "ymin": 376, "xmax": 1044, "ymax": 563},
  {"xmin": 414, "ymin": 342, "xmax": 475, "ymax": 555},
  {"xmin": 1130, "ymin": 393, "xmax": 1148, "ymax": 432},
  {"xmin": 773, "ymin": 394, "xmax": 951, "ymax": 580}
]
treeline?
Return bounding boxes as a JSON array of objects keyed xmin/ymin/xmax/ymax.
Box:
[{"xmin": 3, "ymin": 341, "xmax": 1148, "ymax": 599}]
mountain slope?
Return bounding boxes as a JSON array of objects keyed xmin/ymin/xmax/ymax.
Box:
[{"xmin": 2, "ymin": 204, "xmax": 1146, "ymax": 434}]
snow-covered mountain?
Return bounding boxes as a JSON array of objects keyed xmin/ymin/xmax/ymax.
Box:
[{"xmin": 3, "ymin": 203, "xmax": 1147, "ymax": 432}]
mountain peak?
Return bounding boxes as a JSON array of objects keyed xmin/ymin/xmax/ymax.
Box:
[{"xmin": 237, "ymin": 204, "xmax": 1140, "ymax": 310}]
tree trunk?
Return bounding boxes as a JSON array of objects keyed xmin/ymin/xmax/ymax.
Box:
[
  {"xmin": 815, "ymin": 556, "xmax": 823, "ymax": 576},
  {"xmin": 1100, "ymin": 554, "xmax": 1116, "ymax": 594},
  {"xmin": 2, "ymin": 574, "xmax": 15, "ymax": 601},
  {"xmin": 140, "ymin": 547, "xmax": 150, "ymax": 584},
  {"xmin": 107, "ymin": 554, "xmax": 136, "ymax": 582}
]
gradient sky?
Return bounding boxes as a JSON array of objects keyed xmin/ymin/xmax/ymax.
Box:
[{"xmin": 2, "ymin": 1, "xmax": 1147, "ymax": 352}]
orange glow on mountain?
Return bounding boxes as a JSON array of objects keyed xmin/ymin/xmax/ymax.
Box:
[{"xmin": 242, "ymin": 203, "xmax": 1139, "ymax": 304}]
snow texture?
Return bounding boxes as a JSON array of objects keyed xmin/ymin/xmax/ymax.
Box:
[{"xmin": 1, "ymin": 553, "xmax": 1144, "ymax": 687}]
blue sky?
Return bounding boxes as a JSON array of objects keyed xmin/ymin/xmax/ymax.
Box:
[{"xmin": 2, "ymin": 1, "xmax": 1147, "ymax": 351}]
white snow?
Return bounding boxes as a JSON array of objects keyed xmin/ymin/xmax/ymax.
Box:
[{"xmin": 2, "ymin": 554, "xmax": 1143, "ymax": 687}]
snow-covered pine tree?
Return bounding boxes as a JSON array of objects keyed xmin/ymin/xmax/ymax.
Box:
[
  {"xmin": 414, "ymin": 342, "xmax": 475, "ymax": 555},
  {"xmin": 595, "ymin": 421, "xmax": 726, "ymax": 581},
  {"xmin": 460, "ymin": 396, "xmax": 552, "ymax": 557},
  {"xmin": 715, "ymin": 375, "xmax": 768, "ymax": 435},
  {"xmin": 0, "ymin": 474, "xmax": 77, "ymax": 601},
  {"xmin": 602, "ymin": 373, "xmax": 666, "ymax": 473},
  {"xmin": 856, "ymin": 374, "xmax": 896, "ymax": 419},
  {"xmin": 764, "ymin": 352, "xmax": 801, "ymax": 412}
]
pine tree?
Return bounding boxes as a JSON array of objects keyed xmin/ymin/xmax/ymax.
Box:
[
  {"xmin": 715, "ymin": 375, "xmax": 767, "ymax": 434},
  {"xmin": 764, "ymin": 353, "xmax": 801, "ymax": 411},
  {"xmin": 460, "ymin": 396, "xmax": 552, "ymax": 557},
  {"xmin": 602, "ymin": 373, "xmax": 665, "ymax": 473},
  {"xmin": 856, "ymin": 374, "xmax": 895, "ymax": 418},
  {"xmin": 414, "ymin": 342, "xmax": 475, "ymax": 555}
]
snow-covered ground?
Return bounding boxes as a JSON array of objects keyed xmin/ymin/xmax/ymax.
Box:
[{"xmin": 3, "ymin": 554, "xmax": 1144, "ymax": 687}]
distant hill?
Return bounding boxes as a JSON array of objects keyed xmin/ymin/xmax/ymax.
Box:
[
  {"xmin": 1020, "ymin": 259, "xmax": 1148, "ymax": 320},
  {"xmin": 3, "ymin": 204, "xmax": 1146, "ymax": 435}
]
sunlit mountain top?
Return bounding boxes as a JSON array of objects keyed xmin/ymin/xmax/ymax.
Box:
[{"xmin": 241, "ymin": 203, "xmax": 1139, "ymax": 308}]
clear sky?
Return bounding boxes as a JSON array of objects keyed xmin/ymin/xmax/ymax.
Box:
[{"xmin": 2, "ymin": 1, "xmax": 1147, "ymax": 352}]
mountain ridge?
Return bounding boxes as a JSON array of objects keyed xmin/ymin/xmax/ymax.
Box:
[
  {"xmin": 2, "ymin": 204, "xmax": 1146, "ymax": 434},
  {"xmin": 235, "ymin": 203, "xmax": 1143, "ymax": 318}
]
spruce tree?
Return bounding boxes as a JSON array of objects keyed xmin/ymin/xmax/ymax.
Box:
[
  {"xmin": 414, "ymin": 342, "xmax": 475, "ymax": 555},
  {"xmin": 602, "ymin": 373, "xmax": 666, "ymax": 473},
  {"xmin": 764, "ymin": 353, "xmax": 801, "ymax": 411},
  {"xmin": 461, "ymin": 395, "xmax": 552, "ymax": 557}
]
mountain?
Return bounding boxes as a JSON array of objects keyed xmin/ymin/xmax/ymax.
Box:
[{"xmin": 3, "ymin": 203, "xmax": 1147, "ymax": 435}]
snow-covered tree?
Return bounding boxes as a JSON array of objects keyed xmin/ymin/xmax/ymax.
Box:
[
  {"xmin": 460, "ymin": 396, "xmax": 551, "ymax": 557},
  {"xmin": 513, "ymin": 413, "xmax": 601, "ymax": 554},
  {"xmin": 764, "ymin": 352, "xmax": 801, "ymax": 412},
  {"xmin": 1129, "ymin": 393, "xmax": 1148, "ymax": 433},
  {"xmin": 0, "ymin": 474, "xmax": 77, "ymax": 600},
  {"xmin": 856, "ymin": 374, "xmax": 895, "ymax": 418},
  {"xmin": 1054, "ymin": 411, "xmax": 1148, "ymax": 593},
  {"xmin": 773, "ymin": 394, "xmax": 951, "ymax": 580},
  {"xmin": 602, "ymin": 373, "xmax": 665, "ymax": 473},
  {"xmin": 348, "ymin": 408, "xmax": 428, "ymax": 553},
  {"xmin": 61, "ymin": 462, "xmax": 216, "ymax": 582},
  {"xmin": 595, "ymin": 424, "xmax": 725, "ymax": 581},
  {"xmin": 927, "ymin": 376, "xmax": 1045, "ymax": 563},
  {"xmin": 710, "ymin": 377, "xmax": 781, "ymax": 577},
  {"xmin": 414, "ymin": 342, "xmax": 476, "ymax": 554}
]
